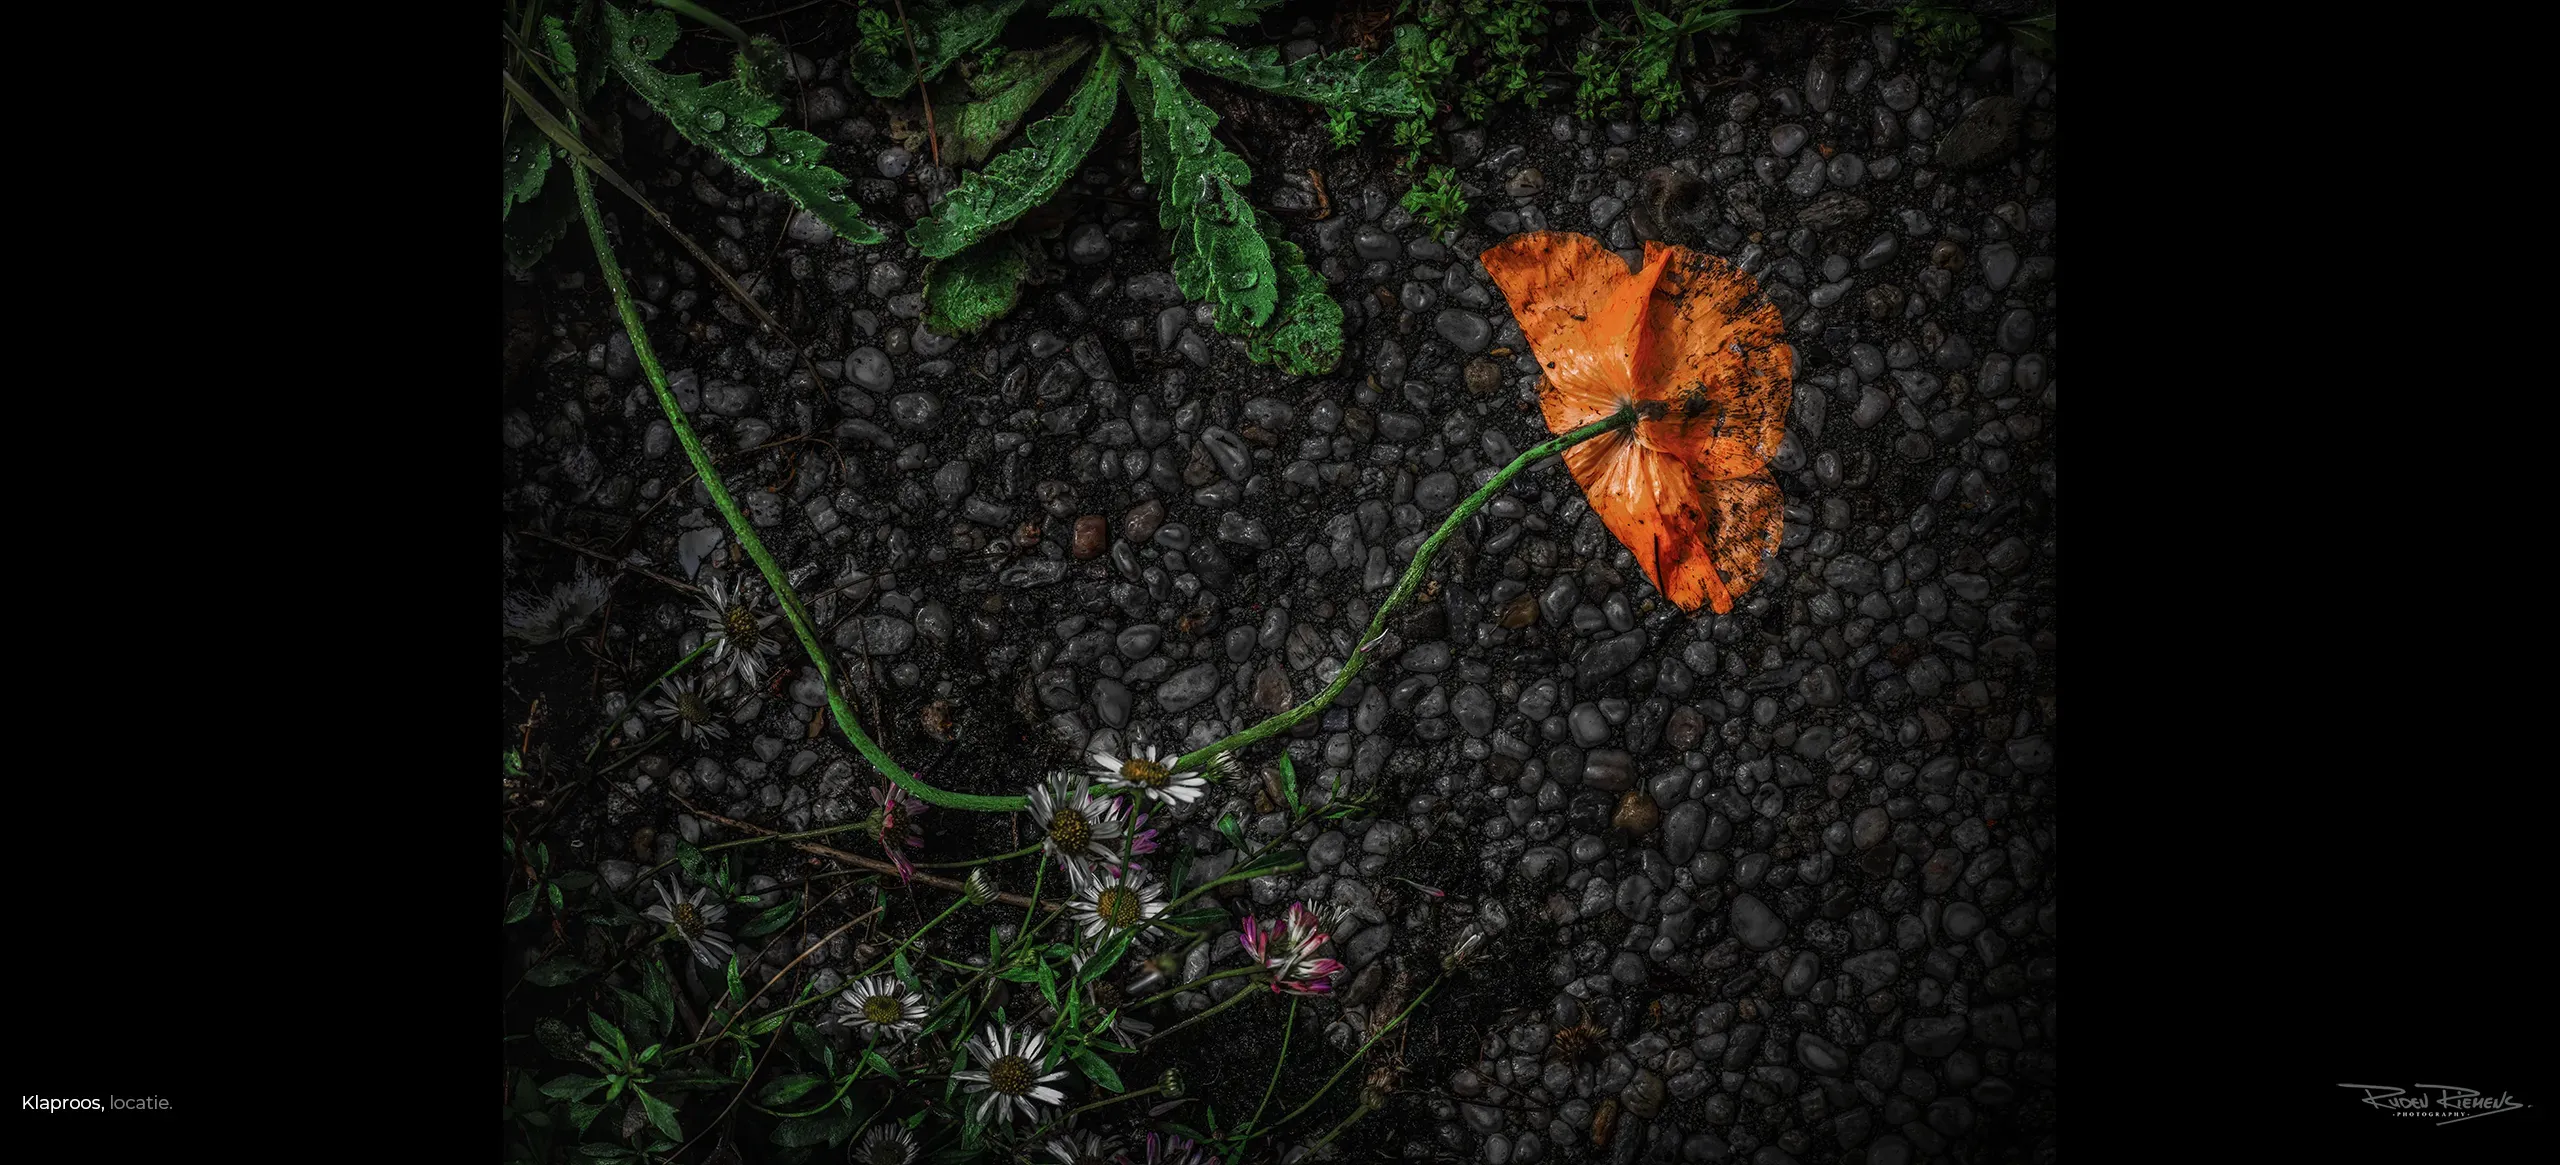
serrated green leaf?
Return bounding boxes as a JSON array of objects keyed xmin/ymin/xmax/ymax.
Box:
[
  {"xmin": 910, "ymin": 47, "xmax": 1122, "ymax": 259},
  {"xmin": 636, "ymin": 1087, "xmax": 682, "ymax": 1141},
  {"xmin": 525, "ymin": 958, "xmax": 595, "ymax": 987},
  {"xmin": 1125, "ymin": 53, "xmax": 1276, "ymax": 331},
  {"xmin": 757, "ymin": 1074, "xmax": 825, "ymax": 1105},
  {"xmin": 601, "ymin": 3, "xmax": 883, "ymax": 244},
  {"xmin": 848, "ymin": 0, "xmax": 1030, "ymax": 98},
  {"xmin": 738, "ymin": 897, "xmax": 800, "ymax": 938},
  {"xmin": 1174, "ymin": 39, "xmax": 1425, "ymax": 118},
  {"xmin": 1071, "ymin": 1048, "xmax": 1122, "ymax": 1092},
  {"xmin": 505, "ymin": 886, "xmax": 539, "ymax": 924},
  {"xmin": 920, "ymin": 236, "xmax": 1030, "ymax": 335},
  {"xmin": 504, "ymin": 118, "xmax": 555, "ymax": 219},
  {"xmin": 1239, "ymin": 225, "xmax": 1341, "ymax": 375},
  {"xmin": 1182, "ymin": 0, "xmax": 1286, "ymax": 34},
  {"xmin": 733, "ymin": 35, "xmax": 791, "ymax": 103},
  {"xmin": 503, "ymin": 172, "xmax": 580, "ymax": 271},
  {"xmin": 539, "ymin": 11, "xmax": 608, "ymax": 104},
  {"xmin": 539, "ymin": 1073, "xmax": 608, "ymax": 1101},
  {"xmin": 950, "ymin": 39, "xmax": 1092, "ymax": 167}
]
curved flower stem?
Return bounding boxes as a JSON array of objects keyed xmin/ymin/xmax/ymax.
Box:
[
  {"xmin": 859, "ymin": 894, "xmax": 969, "ymax": 982},
  {"xmin": 565, "ymin": 150, "xmax": 1022, "ymax": 814},
  {"xmin": 1129, "ymin": 963, "xmax": 1265, "ymax": 1013},
  {"xmin": 1053, "ymin": 1082, "xmax": 1165, "ymax": 1125},
  {"xmin": 1309, "ymin": 1098, "xmax": 1379, "ymax": 1152},
  {"xmin": 1269, "ymin": 976, "xmax": 1444, "ymax": 1132},
  {"xmin": 1247, "ymin": 995, "xmax": 1300, "ymax": 1131},
  {"xmin": 1141, "ymin": 976, "xmax": 1262, "ymax": 1047},
  {"xmin": 1173, "ymin": 407, "xmax": 1639, "ymax": 774}
]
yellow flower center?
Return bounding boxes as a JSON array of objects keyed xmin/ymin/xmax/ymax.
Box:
[
  {"xmin": 1122, "ymin": 758, "xmax": 1171, "ymax": 787},
  {"xmin": 1097, "ymin": 886, "xmax": 1141, "ymax": 929},
  {"xmin": 987, "ymin": 1054, "xmax": 1033, "ymax": 1096},
  {"xmin": 724, "ymin": 606, "xmax": 760, "ymax": 640},
  {"xmin": 676, "ymin": 691, "xmax": 709, "ymax": 723},
  {"xmin": 1049, "ymin": 808, "xmax": 1090, "ymax": 850},
  {"xmin": 671, "ymin": 902, "xmax": 704, "ymax": 940},
  {"xmin": 861, "ymin": 994, "xmax": 904, "ymax": 1026}
]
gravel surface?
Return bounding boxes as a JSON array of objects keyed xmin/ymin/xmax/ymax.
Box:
[{"xmin": 504, "ymin": 13, "xmax": 2056, "ymax": 1163}]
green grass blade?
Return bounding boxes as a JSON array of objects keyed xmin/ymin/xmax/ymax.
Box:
[
  {"xmin": 600, "ymin": 3, "xmax": 884, "ymax": 245},
  {"xmin": 908, "ymin": 46, "xmax": 1123, "ymax": 259}
]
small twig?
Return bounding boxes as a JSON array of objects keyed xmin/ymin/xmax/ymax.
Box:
[{"xmin": 888, "ymin": 0, "xmax": 940, "ymax": 167}]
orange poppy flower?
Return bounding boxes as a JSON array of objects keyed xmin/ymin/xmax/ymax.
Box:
[{"xmin": 1480, "ymin": 233, "xmax": 1793, "ymax": 615}]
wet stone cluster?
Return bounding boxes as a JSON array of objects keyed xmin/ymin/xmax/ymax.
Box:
[{"xmin": 503, "ymin": 14, "xmax": 2055, "ymax": 1165}]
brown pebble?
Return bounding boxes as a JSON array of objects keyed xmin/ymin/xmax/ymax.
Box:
[
  {"xmin": 1072, "ymin": 514, "xmax": 1107, "ymax": 558},
  {"xmin": 1465, "ymin": 358, "xmax": 1503, "ymax": 396},
  {"xmin": 1498, "ymin": 593, "xmax": 1540, "ymax": 628},
  {"xmin": 1613, "ymin": 789, "xmax": 1662, "ymax": 837}
]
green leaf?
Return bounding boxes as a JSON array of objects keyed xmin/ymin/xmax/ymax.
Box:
[
  {"xmin": 647, "ymin": 1068, "xmax": 738, "ymax": 1091},
  {"xmin": 636, "ymin": 1087, "xmax": 682, "ymax": 1141},
  {"xmin": 757, "ymin": 1074, "xmax": 825, "ymax": 1105},
  {"xmin": 1125, "ymin": 53, "xmax": 1276, "ymax": 331},
  {"xmin": 861, "ymin": 1047, "xmax": 898, "ymax": 1080},
  {"xmin": 675, "ymin": 837, "xmax": 706, "ymax": 884},
  {"xmin": 568, "ymin": 1099, "xmax": 607, "ymax": 1132},
  {"xmin": 600, "ymin": 4, "xmax": 883, "ymax": 245},
  {"xmin": 920, "ymin": 235, "xmax": 1031, "ymax": 336},
  {"xmin": 745, "ymin": 1010, "xmax": 792, "ymax": 1036},
  {"xmin": 1162, "ymin": 905, "xmax": 1229, "ymax": 930},
  {"xmin": 504, "ymin": 118, "xmax": 555, "ymax": 219},
  {"xmin": 724, "ymin": 954, "xmax": 745, "ymax": 1004},
  {"xmin": 589, "ymin": 1012, "xmax": 629, "ymax": 1054},
  {"xmin": 1279, "ymin": 752, "xmax": 1300, "ymax": 812},
  {"xmin": 503, "ymin": 171, "xmax": 580, "ymax": 271},
  {"xmin": 893, "ymin": 947, "xmax": 921, "ymax": 991},
  {"xmin": 1214, "ymin": 813, "xmax": 1247, "ymax": 851},
  {"xmin": 1238, "ymin": 224, "xmax": 1342, "ymax": 375},
  {"xmin": 540, "ymin": 11, "xmax": 608, "ymax": 104},
  {"xmin": 949, "ymin": 39, "xmax": 1092, "ymax": 167},
  {"xmin": 525, "ymin": 958, "xmax": 594, "ymax": 987},
  {"xmin": 909, "ymin": 46, "xmax": 1123, "ymax": 259},
  {"xmin": 770, "ymin": 1108, "xmax": 855, "ymax": 1147},
  {"xmin": 535, "ymin": 1017, "xmax": 589, "ymax": 1062},
  {"xmin": 1079, "ymin": 933, "xmax": 1133, "ymax": 985},
  {"xmin": 539, "ymin": 1073, "xmax": 608, "ymax": 1101},
  {"xmin": 1232, "ymin": 844, "xmax": 1306, "ymax": 880},
  {"xmin": 1183, "ymin": 0, "xmax": 1286, "ymax": 34},
  {"xmin": 1173, "ymin": 40, "xmax": 1426, "ymax": 118},
  {"xmin": 644, "ymin": 958, "xmax": 676, "ymax": 1031},
  {"xmin": 847, "ymin": 0, "xmax": 1030, "ymax": 98},
  {"xmin": 1071, "ymin": 1048, "xmax": 1123, "ymax": 1092},
  {"xmin": 738, "ymin": 897, "xmax": 800, "ymax": 938},
  {"xmin": 547, "ymin": 881, "xmax": 567, "ymax": 911},
  {"xmin": 505, "ymin": 887, "xmax": 539, "ymax": 924}
]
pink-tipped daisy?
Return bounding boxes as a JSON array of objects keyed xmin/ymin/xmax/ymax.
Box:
[{"xmin": 1239, "ymin": 902, "xmax": 1346, "ymax": 995}]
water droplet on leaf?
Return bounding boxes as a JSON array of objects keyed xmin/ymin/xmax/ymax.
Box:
[{"xmin": 700, "ymin": 109, "xmax": 728, "ymax": 131}]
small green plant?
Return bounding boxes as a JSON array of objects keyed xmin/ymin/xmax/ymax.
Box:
[
  {"xmin": 1893, "ymin": 1, "xmax": 1983, "ymax": 65},
  {"xmin": 1572, "ymin": 46, "xmax": 1625, "ymax": 121},
  {"xmin": 1327, "ymin": 106, "xmax": 1364, "ymax": 148},
  {"xmin": 1579, "ymin": 0, "xmax": 1782, "ymax": 123},
  {"xmin": 890, "ymin": 0, "xmax": 1427, "ymax": 373},
  {"xmin": 1401, "ymin": 165, "xmax": 1470, "ymax": 238},
  {"xmin": 1390, "ymin": 0, "xmax": 1550, "ymax": 161}
]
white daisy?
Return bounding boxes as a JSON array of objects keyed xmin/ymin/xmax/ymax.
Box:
[
  {"xmin": 643, "ymin": 675, "xmax": 729, "ymax": 742},
  {"xmin": 1027, "ymin": 774, "xmax": 1128, "ymax": 870},
  {"xmin": 1068, "ymin": 864, "xmax": 1166, "ymax": 943},
  {"xmin": 1088, "ymin": 741, "xmax": 1209, "ymax": 807},
  {"xmin": 1043, "ymin": 1131, "xmax": 1116, "ymax": 1165},
  {"xmin": 853, "ymin": 1122, "xmax": 918, "ymax": 1165},
  {"xmin": 695, "ymin": 574, "xmax": 784, "ymax": 690},
  {"xmin": 952, "ymin": 1023, "xmax": 1071, "ymax": 1125},
  {"xmin": 832, "ymin": 974, "xmax": 930, "ymax": 1041},
  {"xmin": 641, "ymin": 878, "xmax": 734, "ymax": 968}
]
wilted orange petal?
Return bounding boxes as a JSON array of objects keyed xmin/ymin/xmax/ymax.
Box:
[
  {"xmin": 1562, "ymin": 431, "xmax": 1734, "ymax": 614},
  {"xmin": 1628, "ymin": 241, "xmax": 1794, "ymax": 469},
  {"xmin": 1479, "ymin": 232, "xmax": 1657, "ymax": 431},
  {"xmin": 1482, "ymin": 232, "xmax": 1794, "ymax": 616}
]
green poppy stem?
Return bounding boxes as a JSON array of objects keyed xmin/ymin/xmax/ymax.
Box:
[
  {"xmin": 565, "ymin": 135, "xmax": 1022, "ymax": 814},
  {"xmin": 1172, "ymin": 406, "xmax": 1638, "ymax": 774}
]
